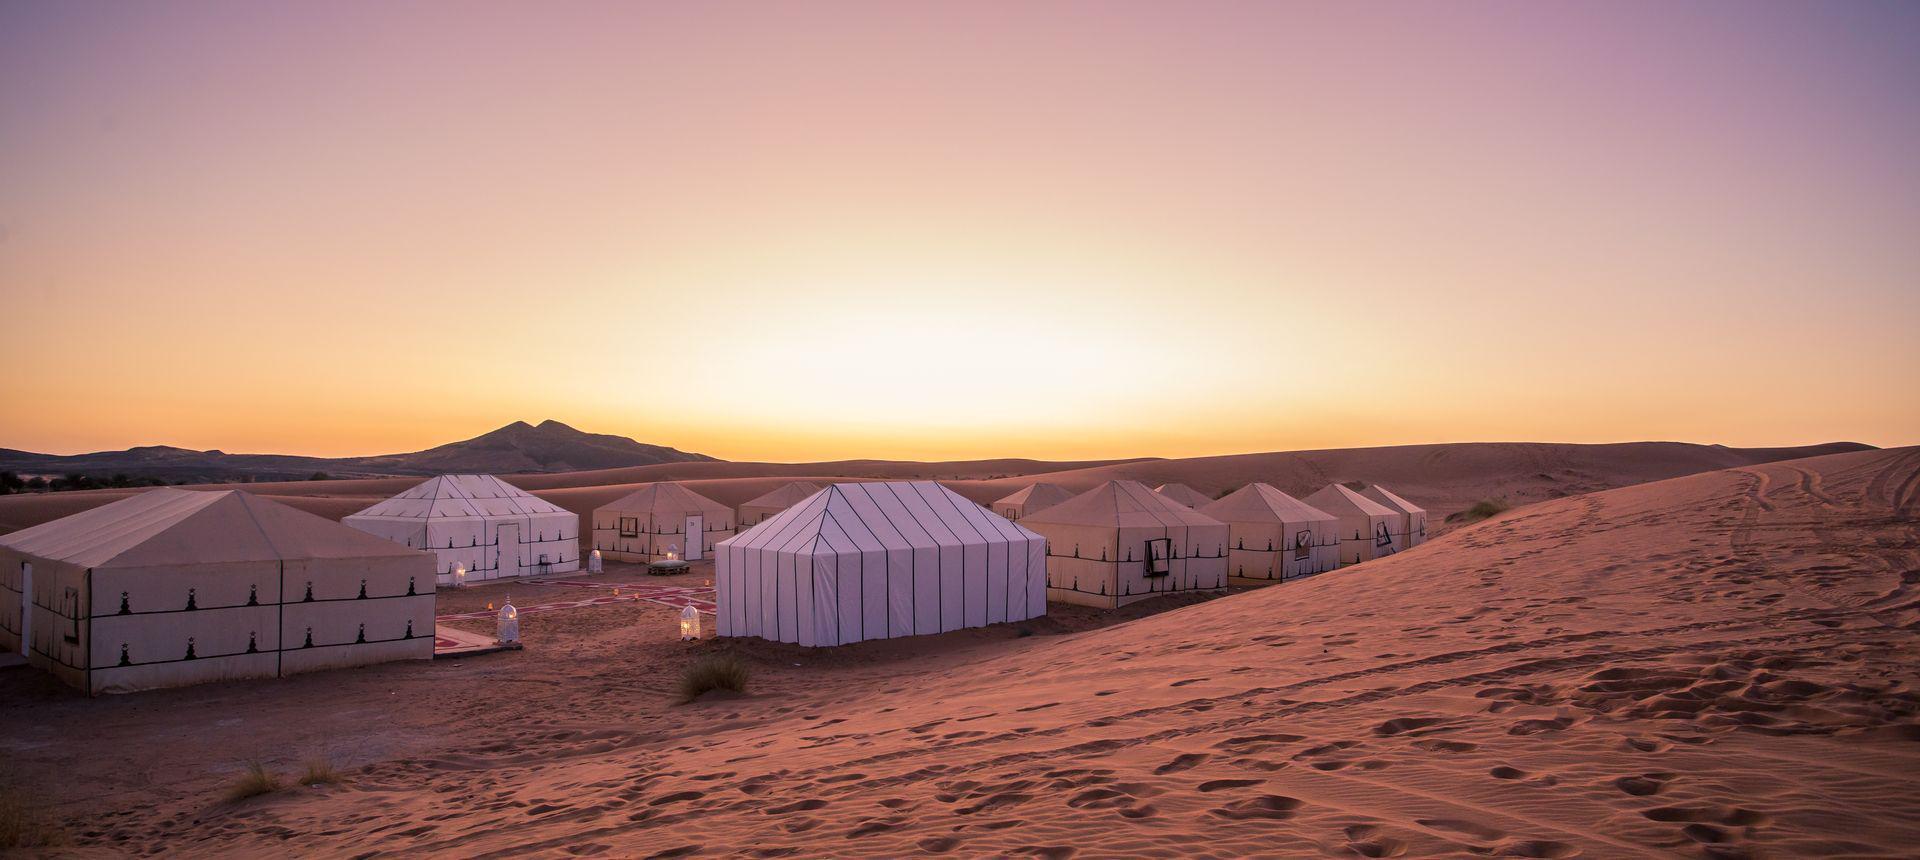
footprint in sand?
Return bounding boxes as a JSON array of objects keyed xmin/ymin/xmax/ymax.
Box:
[
  {"xmin": 1154, "ymin": 753, "xmax": 1211, "ymax": 774},
  {"xmin": 1197, "ymin": 778, "xmax": 1264, "ymax": 792},
  {"xmin": 1611, "ymin": 773, "xmax": 1675, "ymax": 797},
  {"xmin": 1208, "ymin": 794, "xmax": 1303, "ymax": 821}
]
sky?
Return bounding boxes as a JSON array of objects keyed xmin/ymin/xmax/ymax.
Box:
[{"xmin": 2, "ymin": 1, "xmax": 1916, "ymax": 462}]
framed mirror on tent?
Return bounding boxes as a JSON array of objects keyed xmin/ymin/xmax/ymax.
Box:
[{"xmin": 1145, "ymin": 538, "xmax": 1172, "ymax": 577}]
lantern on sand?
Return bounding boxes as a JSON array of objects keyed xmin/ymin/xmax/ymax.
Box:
[
  {"xmin": 497, "ymin": 598, "xmax": 520, "ymax": 645},
  {"xmin": 453, "ymin": 564, "xmax": 467, "ymax": 589},
  {"xmin": 679, "ymin": 605, "xmax": 701, "ymax": 641},
  {"xmin": 588, "ymin": 549, "xmax": 603, "ymax": 573}
]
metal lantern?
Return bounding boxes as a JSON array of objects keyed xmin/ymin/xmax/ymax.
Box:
[
  {"xmin": 588, "ymin": 549, "xmax": 603, "ymax": 573},
  {"xmin": 496, "ymin": 598, "xmax": 520, "ymax": 645},
  {"xmin": 452, "ymin": 564, "xmax": 467, "ymax": 589},
  {"xmin": 666, "ymin": 544, "xmax": 680, "ymax": 561},
  {"xmin": 679, "ymin": 605, "xmax": 701, "ymax": 641}
]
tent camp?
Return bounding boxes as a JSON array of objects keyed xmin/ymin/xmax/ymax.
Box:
[
  {"xmin": 992, "ymin": 482, "xmax": 1073, "ymax": 521},
  {"xmin": 1153, "ymin": 483, "xmax": 1212, "ymax": 508},
  {"xmin": 1200, "ymin": 483, "xmax": 1341, "ymax": 582},
  {"xmin": 1022, "ymin": 480, "xmax": 1229, "ymax": 609},
  {"xmin": 739, "ymin": 482, "xmax": 825, "ymax": 527},
  {"xmin": 344, "ymin": 475, "xmax": 578, "ymax": 584},
  {"xmin": 1360, "ymin": 484, "xmax": 1428, "ymax": 549},
  {"xmin": 592, "ymin": 482, "xmax": 735, "ymax": 563},
  {"xmin": 1302, "ymin": 484, "xmax": 1401, "ymax": 565},
  {"xmin": 0, "ymin": 488, "xmax": 435, "ymax": 695},
  {"xmin": 715, "ymin": 482, "xmax": 1045, "ymax": 646}
]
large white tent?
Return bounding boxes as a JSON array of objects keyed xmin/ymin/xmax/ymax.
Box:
[
  {"xmin": 343, "ymin": 475, "xmax": 578, "ymax": 584},
  {"xmin": 715, "ymin": 482, "xmax": 1046, "ymax": 646},
  {"xmin": 0, "ymin": 488, "xmax": 436, "ymax": 695},
  {"xmin": 739, "ymin": 482, "xmax": 825, "ymax": 527},
  {"xmin": 1022, "ymin": 480, "xmax": 1229, "ymax": 609},
  {"xmin": 1303, "ymin": 484, "xmax": 1401, "ymax": 565},
  {"xmin": 1153, "ymin": 482, "xmax": 1212, "ymax": 508},
  {"xmin": 1360, "ymin": 484, "xmax": 1428, "ymax": 549},
  {"xmin": 592, "ymin": 482, "xmax": 735, "ymax": 563},
  {"xmin": 991, "ymin": 482, "xmax": 1073, "ymax": 521},
  {"xmin": 1200, "ymin": 483, "xmax": 1341, "ymax": 582}
]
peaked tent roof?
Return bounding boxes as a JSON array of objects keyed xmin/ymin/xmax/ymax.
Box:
[
  {"xmin": 1153, "ymin": 483, "xmax": 1212, "ymax": 508},
  {"xmin": 1200, "ymin": 483, "xmax": 1337, "ymax": 524},
  {"xmin": 993, "ymin": 482, "xmax": 1073, "ymax": 510},
  {"xmin": 724, "ymin": 481, "xmax": 1040, "ymax": 553},
  {"xmin": 1024, "ymin": 480, "xmax": 1225, "ymax": 529},
  {"xmin": 348, "ymin": 474, "xmax": 569, "ymax": 520},
  {"xmin": 0, "ymin": 488, "xmax": 429, "ymax": 569},
  {"xmin": 1302, "ymin": 484, "xmax": 1399, "ymax": 519},
  {"xmin": 600, "ymin": 482, "xmax": 731, "ymax": 516},
  {"xmin": 741, "ymin": 481, "xmax": 826, "ymax": 510},
  {"xmin": 1359, "ymin": 484, "xmax": 1426, "ymax": 516}
]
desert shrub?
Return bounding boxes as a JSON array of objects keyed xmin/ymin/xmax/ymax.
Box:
[
  {"xmin": 1449, "ymin": 498, "xmax": 1511, "ymax": 524},
  {"xmin": 224, "ymin": 761, "xmax": 282, "ymax": 803},
  {"xmin": 299, "ymin": 759, "xmax": 344, "ymax": 786},
  {"xmin": 678, "ymin": 655, "xmax": 750, "ymax": 703},
  {"xmin": 0, "ymin": 781, "xmax": 65, "ymax": 848}
]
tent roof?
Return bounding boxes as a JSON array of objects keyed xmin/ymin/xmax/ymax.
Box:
[
  {"xmin": 347, "ymin": 474, "xmax": 569, "ymax": 521},
  {"xmin": 1302, "ymin": 484, "xmax": 1398, "ymax": 519},
  {"xmin": 1200, "ymin": 483, "xmax": 1337, "ymax": 524},
  {"xmin": 741, "ymin": 481, "xmax": 825, "ymax": 509},
  {"xmin": 1359, "ymin": 484, "xmax": 1426, "ymax": 516},
  {"xmin": 1153, "ymin": 483, "xmax": 1212, "ymax": 508},
  {"xmin": 993, "ymin": 482, "xmax": 1073, "ymax": 509},
  {"xmin": 722, "ymin": 481, "xmax": 1040, "ymax": 554},
  {"xmin": 599, "ymin": 482, "xmax": 732, "ymax": 518},
  {"xmin": 1023, "ymin": 480, "xmax": 1226, "ymax": 529},
  {"xmin": 0, "ymin": 488, "xmax": 429, "ymax": 569}
]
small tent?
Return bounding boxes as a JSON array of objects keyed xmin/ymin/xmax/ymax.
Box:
[
  {"xmin": 592, "ymin": 482, "xmax": 735, "ymax": 563},
  {"xmin": 344, "ymin": 475, "xmax": 579, "ymax": 584},
  {"xmin": 1360, "ymin": 485, "xmax": 1427, "ymax": 549},
  {"xmin": 1201, "ymin": 483, "xmax": 1341, "ymax": 582},
  {"xmin": 992, "ymin": 482, "xmax": 1073, "ymax": 521},
  {"xmin": 0, "ymin": 488, "xmax": 436, "ymax": 695},
  {"xmin": 1302, "ymin": 484, "xmax": 1400, "ymax": 565},
  {"xmin": 1022, "ymin": 480, "xmax": 1229, "ymax": 609},
  {"xmin": 739, "ymin": 482, "xmax": 825, "ymax": 527},
  {"xmin": 1153, "ymin": 483, "xmax": 1212, "ymax": 508},
  {"xmin": 716, "ymin": 482, "xmax": 1045, "ymax": 646}
]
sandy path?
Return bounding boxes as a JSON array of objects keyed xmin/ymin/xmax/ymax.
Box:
[{"xmin": 6, "ymin": 447, "xmax": 1917, "ymax": 857}]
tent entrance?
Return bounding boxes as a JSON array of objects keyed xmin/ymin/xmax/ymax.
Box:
[
  {"xmin": 497, "ymin": 522, "xmax": 522, "ymax": 578},
  {"xmin": 685, "ymin": 515, "xmax": 705, "ymax": 561}
]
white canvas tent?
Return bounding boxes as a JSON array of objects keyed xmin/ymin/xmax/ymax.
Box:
[
  {"xmin": 593, "ymin": 483, "xmax": 735, "ymax": 563},
  {"xmin": 1360, "ymin": 484, "xmax": 1428, "ymax": 549},
  {"xmin": 0, "ymin": 488, "xmax": 435, "ymax": 695},
  {"xmin": 1153, "ymin": 483, "xmax": 1212, "ymax": 508},
  {"xmin": 1200, "ymin": 483, "xmax": 1341, "ymax": 582},
  {"xmin": 992, "ymin": 482, "xmax": 1073, "ymax": 521},
  {"xmin": 739, "ymin": 482, "xmax": 825, "ymax": 527},
  {"xmin": 343, "ymin": 475, "xmax": 579, "ymax": 584},
  {"xmin": 1303, "ymin": 484, "xmax": 1401, "ymax": 565},
  {"xmin": 1022, "ymin": 480, "xmax": 1229, "ymax": 609},
  {"xmin": 716, "ymin": 482, "xmax": 1046, "ymax": 646}
]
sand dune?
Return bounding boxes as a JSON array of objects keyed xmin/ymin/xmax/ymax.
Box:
[
  {"xmin": 0, "ymin": 441, "xmax": 1861, "ymax": 535},
  {"xmin": 3, "ymin": 445, "xmax": 1915, "ymax": 856}
]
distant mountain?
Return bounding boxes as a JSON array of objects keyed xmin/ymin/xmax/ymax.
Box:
[{"xmin": 0, "ymin": 420, "xmax": 717, "ymax": 484}]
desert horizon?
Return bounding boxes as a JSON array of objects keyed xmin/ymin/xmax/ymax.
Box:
[{"xmin": 4, "ymin": 1, "xmax": 1918, "ymax": 856}]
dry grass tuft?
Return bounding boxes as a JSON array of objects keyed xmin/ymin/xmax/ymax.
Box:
[
  {"xmin": 1448, "ymin": 498, "xmax": 1512, "ymax": 524},
  {"xmin": 300, "ymin": 759, "xmax": 345, "ymax": 787},
  {"xmin": 679, "ymin": 654, "xmax": 750, "ymax": 703},
  {"xmin": 0, "ymin": 781, "xmax": 66, "ymax": 849},
  {"xmin": 224, "ymin": 760, "xmax": 282, "ymax": 804}
]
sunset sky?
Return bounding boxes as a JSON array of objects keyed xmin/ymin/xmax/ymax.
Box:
[{"xmin": 2, "ymin": 1, "xmax": 1916, "ymax": 462}]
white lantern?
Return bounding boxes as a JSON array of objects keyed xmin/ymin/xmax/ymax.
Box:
[
  {"xmin": 666, "ymin": 544, "xmax": 679, "ymax": 561},
  {"xmin": 452, "ymin": 564, "xmax": 467, "ymax": 589},
  {"xmin": 496, "ymin": 598, "xmax": 520, "ymax": 645},
  {"xmin": 588, "ymin": 549, "xmax": 603, "ymax": 573},
  {"xmin": 679, "ymin": 605, "xmax": 701, "ymax": 641}
]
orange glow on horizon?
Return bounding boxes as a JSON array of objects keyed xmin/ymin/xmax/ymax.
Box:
[{"xmin": 1, "ymin": 3, "xmax": 1916, "ymax": 462}]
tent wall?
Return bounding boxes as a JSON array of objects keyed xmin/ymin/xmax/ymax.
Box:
[
  {"xmin": 1224, "ymin": 519, "xmax": 1339, "ymax": 582},
  {"xmin": 1331, "ymin": 514, "xmax": 1398, "ymax": 565},
  {"xmin": 352, "ymin": 511, "xmax": 577, "ymax": 583},
  {"xmin": 1033, "ymin": 520, "xmax": 1229, "ymax": 609},
  {"xmin": 739, "ymin": 504, "xmax": 786, "ymax": 527},
  {"xmin": 592, "ymin": 512, "xmax": 736, "ymax": 563},
  {"xmin": 0, "ymin": 549, "xmax": 22, "ymax": 655},
  {"xmin": 5, "ymin": 552, "xmax": 91, "ymax": 690}
]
